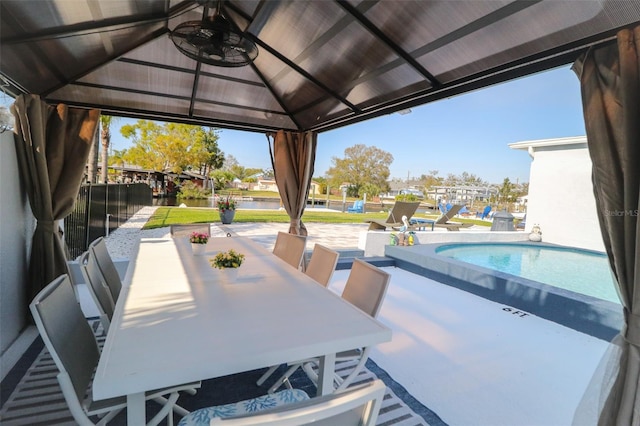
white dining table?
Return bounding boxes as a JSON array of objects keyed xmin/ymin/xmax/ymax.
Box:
[{"xmin": 92, "ymin": 236, "xmax": 392, "ymax": 424}]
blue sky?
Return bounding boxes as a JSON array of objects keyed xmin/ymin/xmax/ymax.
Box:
[{"xmin": 110, "ymin": 64, "xmax": 585, "ymax": 185}]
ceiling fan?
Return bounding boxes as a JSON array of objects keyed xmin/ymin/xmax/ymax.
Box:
[{"xmin": 170, "ymin": 0, "xmax": 258, "ymax": 67}]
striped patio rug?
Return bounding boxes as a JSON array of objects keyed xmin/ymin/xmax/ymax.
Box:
[{"xmin": 1, "ymin": 322, "xmax": 446, "ymax": 426}]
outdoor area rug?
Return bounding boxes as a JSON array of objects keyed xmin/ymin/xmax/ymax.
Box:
[{"xmin": 1, "ymin": 321, "xmax": 446, "ymax": 425}]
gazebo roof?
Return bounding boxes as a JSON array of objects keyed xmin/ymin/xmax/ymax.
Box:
[{"xmin": 2, "ymin": 0, "xmax": 639, "ymax": 134}]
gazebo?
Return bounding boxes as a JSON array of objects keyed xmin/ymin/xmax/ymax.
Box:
[{"xmin": 2, "ymin": 1, "xmax": 640, "ymax": 424}]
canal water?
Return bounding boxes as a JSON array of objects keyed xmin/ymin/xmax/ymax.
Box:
[
  {"xmin": 152, "ymin": 197, "xmax": 437, "ymax": 213},
  {"xmin": 153, "ymin": 197, "xmax": 333, "ymax": 210}
]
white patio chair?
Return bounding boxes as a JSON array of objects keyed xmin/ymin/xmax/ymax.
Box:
[
  {"xmin": 88, "ymin": 237, "xmax": 122, "ymax": 303},
  {"xmin": 304, "ymin": 244, "xmax": 340, "ymax": 287},
  {"xmin": 255, "ymin": 244, "xmax": 340, "ymax": 388},
  {"xmin": 178, "ymin": 379, "xmax": 386, "ymax": 426},
  {"xmin": 29, "ymin": 274, "xmax": 200, "ymax": 426},
  {"xmin": 266, "ymin": 259, "xmax": 390, "ymax": 393},
  {"xmin": 80, "ymin": 250, "xmax": 115, "ymax": 332},
  {"xmin": 82, "ymin": 249, "xmax": 202, "ymax": 402},
  {"xmin": 272, "ymin": 231, "xmax": 307, "ymax": 269}
]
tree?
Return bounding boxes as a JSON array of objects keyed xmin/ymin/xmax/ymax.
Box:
[
  {"xmin": 99, "ymin": 115, "xmax": 119, "ymax": 183},
  {"xmin": 498, "ymin": 177, "xmax": 516, "ymax": 209},
  {"xmin": 200, "ymin": 128, "xmax": 224, "ymax": 177},
  {"xmin": 442, "ymin": 171, "xmax": 487, "ymax": 187},
  {"xmin": 210, "ymin": 169, "xmax": 235, "ymax": 190},
  {"xmin": 86, "ymin": 125, "xmax": 100, "ymax": 183},
  {"xmin": 359, "ymin": 182, "xmax": 381, "ymax": 198},
  {"xmin": 222, "ymin": 154, "xmax": 238, "ymax": 171},
  {"xmin": 326, "ymin": 144, "xmax": 393, "ymax": 195},
  {"xmin": 228, "ymin": 164, "xmax": 263, "ymax": 182},
  {"xmin": 120, "ymin": 120, "xmax": 216, "ymax": 174},
  {"xmin": 108, "ymin": 149, "xmax": 128, "ymax": 181},
  {"xmin": 419, "ymin": 170, "xmax": 443, "ymax": 197}
]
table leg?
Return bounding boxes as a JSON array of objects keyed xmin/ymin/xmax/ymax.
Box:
[
  {"xmin": 127, "ymin": 392, "xmax": 146, "ymax": 424},
  {"xmin": 316, "ymin": 353, "xmax": 336, "ymax": 396}
]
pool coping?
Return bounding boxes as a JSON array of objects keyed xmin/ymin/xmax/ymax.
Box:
[{"xmin": 383, "ymin": 241, "xmax": 622, "ymax": 341}]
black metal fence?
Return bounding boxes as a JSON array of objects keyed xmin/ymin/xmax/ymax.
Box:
[{"xmin": 64, "ymin": 183, "xmax": 152, "ymax": 259}]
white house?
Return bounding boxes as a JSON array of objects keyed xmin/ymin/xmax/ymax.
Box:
[
  {"xmin": 509, "ymin": 136, "xmax": 605, "ymax": 252},
  {"xmin": 251, "ymin": 178, "xmax": 321, "ymax": 195}
]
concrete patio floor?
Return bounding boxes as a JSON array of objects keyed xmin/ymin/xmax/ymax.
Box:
[{"xmin": 99, "ymin": 207, "xmax": 612, "ymax": 425}]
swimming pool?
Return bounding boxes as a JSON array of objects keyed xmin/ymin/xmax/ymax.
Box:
[{"xmin": 435, "ymin": 243, "xmax": 619, "ymax": 303}]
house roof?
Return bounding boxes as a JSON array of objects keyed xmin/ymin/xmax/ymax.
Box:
[{"xmin": 2, "ymin": 1, "xmax": 639, "ymax": 134}]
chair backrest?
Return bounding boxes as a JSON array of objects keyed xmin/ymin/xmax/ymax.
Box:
[
  {"xmin": 29, "ymin": 275, "xmax": 101, "ymax": 419},
  {"xmin": 82, "ymin": 249, "xmax": 115, "ymax": 329},
  {"xmin": 210, "ymin": 379, "xmax": 386, "ymax": 426},
  {"xmin": 481, "ymin": 205, "xmax": 492, "ymax": 219},
  {"xmin": 272, "ymin": 231, "xmax": 307, "ymax": 269},
  {"xmin": 341, "ymin": 259, "xmax": 390, "ymax": 318},
  {"xmin": 170, "ymin": 224, "xmax": 211, "ymax": 238},
  {"xmin": 305, "ymin": 244, "xmax": 340, "ymax": 287},
  {"xmin": 88, "ymin": 237, "xmax": 122, "ymax": 303},
  {"xmin": 386, "ymin": 201, "xmax": 420, "ymax": 224},
  {"xmin": 350, "ymin": 200, "xmax": 363, "ymax": 211},
  {"xmin": 435, "ymin": 204, "xmax": 464, "ymax": 224}
]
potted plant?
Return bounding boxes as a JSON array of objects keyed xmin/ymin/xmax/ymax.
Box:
[
  {"xmin": 209, "ymin": 249, "xmax": 245, "ymax": 282},
  {"xmin": 189, "ymin": 231, "xmax": 209, "ymax": 255},
  {"xmin": 217, "ymin": 195, "xmax": 237, "ymax": 224}
]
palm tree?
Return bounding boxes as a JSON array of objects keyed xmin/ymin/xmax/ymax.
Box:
[
  {"xmin": 99, "ymin": 115, "xmax": 118, "ymax": 183},
  {"xmin": 86, "ymin": 125, "xmax": 99, "ymax": 183},
  {"xmin": 109, "ymin": 149, "xmax": 127, "ymax": 182}
]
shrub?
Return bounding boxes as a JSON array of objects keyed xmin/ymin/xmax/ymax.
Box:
[{"xmin": 178, "ymin": 181, "xmax": 208, "ymax": 199}]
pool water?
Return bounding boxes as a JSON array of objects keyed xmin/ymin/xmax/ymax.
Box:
[{"xmin": 436, "ymin": 243, "xmax": 620, "ymax": 303}]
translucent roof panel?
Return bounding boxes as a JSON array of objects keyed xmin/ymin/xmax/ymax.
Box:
[{"xmin": 2, "ymin": 0, "xmax": 640, "ymax": 133}]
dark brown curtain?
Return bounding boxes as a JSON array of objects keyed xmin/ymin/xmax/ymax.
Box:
[
  {"xmin": 572, "ymin": 27, "xmax": 640, "ymax": 426},
  {"xmin": 11, "ymin": 94, "xmax": 99, "ymax": 304},
  {"xmin": 268, "ymin": 130, "xmax": 317, "ymax": 236}
]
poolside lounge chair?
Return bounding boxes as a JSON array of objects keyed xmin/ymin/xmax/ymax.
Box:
[
  {"xmin": 438, "ymin": 202, "xmax": 453, "ymax": 214},
  {"xmin": 458, "ymin": 205, "xmax": 472, "ymax": 216},
  {"xmin": 365, "ymin": 201, "xmax": 420, "ymax": 230},
  {"xmin": 477, "ymin": 205, "xmax": 492, "ymax": 220},
  {"xmin": 347, "ymin": 199, "xmax": 364, "ymax": 213},
  {"xmin": 434, "ymin": 204, "xmax": 474, "ymax": 231}
]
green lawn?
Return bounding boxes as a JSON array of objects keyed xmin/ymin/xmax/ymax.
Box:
[{"xmin": 144, "ymin": 207, "xmax": 491, "ymax": 229}]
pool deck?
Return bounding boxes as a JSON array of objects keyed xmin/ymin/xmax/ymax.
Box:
[
  {"xmin": 386, "ymin": 242, "xmax": 622, "ymax": 341},
  {"xmin": 102, "ymin": 208, "xmax": 614, "ymax": 425},
  {"xmin": 36, "ymin": 207, "xmax": 615, "ymax": 425}
]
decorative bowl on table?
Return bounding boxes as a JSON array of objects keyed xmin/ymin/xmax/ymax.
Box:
[
  {"xmin": 189, "ymin": 232, "xmax": 209, "ymax": 255},
  {"xmin": 209, "ymin": 249, "xmax": 245, "ymax": 283}
]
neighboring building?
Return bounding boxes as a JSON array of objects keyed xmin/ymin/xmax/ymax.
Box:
[
  {"xmin": 251, "ymin": 178, "xmax": 279, "ymax": 192},
  {"xmin": 430, "ymin": 185, "xmax": 496, "ymax": 206},
  {"xmin": 510, "ymin": 136, "xmax": 605, "ymax": 252},
  {"xmin": 515, "ymin": 195, "xmax": 528, "ymax": 213},
  {"xmin": 251, "ymin": 178, "xmax": 321, "ymax": 195}
]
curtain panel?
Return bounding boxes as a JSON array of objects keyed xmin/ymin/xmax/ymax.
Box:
[
  {"xmin": 268, "ymin": 130, "xmax": 317, "ymax": 236},
  {"xmin": 11, "ymin": 94, "xmax": 99, "ymax": 305},
  {"xmin": 572, "ymin": 27, "xmax": 640, "ymax": 426}
]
